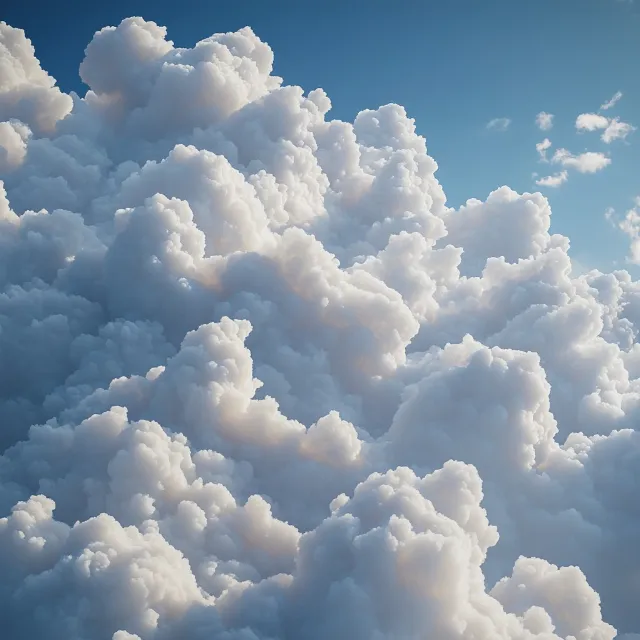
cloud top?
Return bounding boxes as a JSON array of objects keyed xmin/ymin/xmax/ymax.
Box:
[{"xmin": 0, "ymin": 15, "xmax": 639, "ymax": 640}]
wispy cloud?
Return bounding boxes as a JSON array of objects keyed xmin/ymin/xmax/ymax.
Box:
[
  {"xmin": 551, "ymin": 148, "xmax": 611, "ymax": 173},
  {"xmin": 535, "ymin": 171, "xmax": 568, "ymax": 188},
  {"xmin": 535, "ymin": 112, "xmax": 554, "ymax": 131},
  {"xmin": 600, "ymin": 91, "xmax": 623, "ymax": 111},
  {"xmin": 602, "ymin": 119, "xmax": 636, "ymax": 143},
  {"xmin": 486, "ymin": 117, "xmax": 511, "ymax": 132},
  {"xmin": 536, "ymin": 138, "xmax": 552, "ymax": 162}
]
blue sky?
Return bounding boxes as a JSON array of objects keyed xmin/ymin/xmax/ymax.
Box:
[{"xmin": 4, "ymin": 0, "xmax": 639, "ymax": 272}]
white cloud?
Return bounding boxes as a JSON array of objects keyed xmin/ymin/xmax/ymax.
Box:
[
  {"xmin": 551, "ymin": 147, "xmax": 611, "ymax": 173},
  {"xmin": 576, "ymin": 112, "xmax": 635, "ymax": 143},
  {"xmin": 600, "ymin": 90, "xmax": 623, "ymax": 110},
  {"xmin": 610, "ymin": 198, "xmax": 640, "ymax": 264},
  {"xmin": 486, "ymin": 117, "xmax": 511, "ymax": 132},
  {"xmin": 536, "ymin": 137, "xmax": 552, "ymax": 161},
  {"xmin": 576, "ymin": 112, "xmax": 610, "ymax": 131},
  {"xmin": 602, "ymin": 118, "xmax": 636, "ymax": 143},
  {"xmin": 535, "ymin": 111, "xmax": 554, "ymax": 131},
  {"xmin": 535, "ymin": 170, "xmax": 568, "ymax": 188},
  {"xmin": 3, "ymin": 15, "xmax": 640, "ymax": 640}
]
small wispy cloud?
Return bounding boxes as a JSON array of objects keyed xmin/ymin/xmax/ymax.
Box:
[
  {"xmin": 535, "ymin": 170, "xmax": 568, "ymax": 188},
  {"xmin": 486, "ymin": 117, "xmax": 511, "ymax": 132},
  {"xmin": 536, "ymin": 138, "xmax": 552, "ymax": 162},
  {"xmin": 551, "ymin": 148, "xmax": 611, "ymax": 173},
  {"xmin": 535, "ymin": 112, "xmax": 554, "ymax": 131},
  {"xmin": 600, "ymin": 91, "xmax": 623, "ymax": 111}
]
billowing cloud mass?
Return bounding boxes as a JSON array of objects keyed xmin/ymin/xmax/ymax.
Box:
[
  {"xmin": 535, "ymin": 111, "xmax": 554, "ymax": 131},
  {"xmin": 486, "ymin": 116, "xmax": 511, "ymax": 132},
  {"xmin": 3, "ymin": 16, "xmax": 640, "ymax": 640}
]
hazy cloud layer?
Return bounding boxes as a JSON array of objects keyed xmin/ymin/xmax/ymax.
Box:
[{"xmin": 1, "ymin": 16, "xmax": 640, "ymax": 640}]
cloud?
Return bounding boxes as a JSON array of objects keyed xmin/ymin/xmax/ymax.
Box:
[
  {"xmin": 576, "ymin": 112, "xmax": 610, "ymax": 131},
  {"xmin": 602, "ymin": 118, "xmax": 636, "ymax": 143},
  {"xmin": 535, "ymin": 170, "xmax": 568, "ymax": 187},
  {"xmin": 2, "ymin": 15, "xmax": 640, "ymax": 640},
  {"xmin": 536, "ymin": 137, "xmax": 552, "ymax": 161},
  {"xmin": 609, "ymin": 198, "xmax": 640, "ymax": 264},
  {"xmin": 485, "ymin": 117, "xmax": 511, "ymax": 132},
  {"xmin": 551, "ymin": 147, "xmax": 611, "ymax": 173},
  {"xmin": 576, "ymin": 112, "xmax": 636, "ymax": 143},
  {"xmin": 600, "ymin": 90, "xmax": 623, "ymax": 111},
  {"xmin": 535, "ymin": 111, "xmax": 554, "ymax": 131}
]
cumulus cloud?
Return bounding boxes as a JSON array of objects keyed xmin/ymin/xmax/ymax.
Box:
[
  {"xmin": 2, "ymin": 15, "xmax": 640, "ymax": 640},
  {"xmin": 576, "ymin": 112, "xmax": 635, "ymax": 144},
  {"xmin": 535, "ymin": 170, "xmax": 568, "ymax": 188},
  {"xmin": 486, "ymin": 117, "xmax": 511, "ymax": 132},
  {"xmin": 576, "ymin": 112, "xmax": 611, "ymax": 131},
  {"xmin": 535, "ymin": 111, "xmax": 554, "ymax": 131},
  {"xmin": 602, "ymin": 118, "xmax": 636, "ymax": 143},
  {"xmin": 535, "ymin": 137, "xmax": 552, "ymax": 162},
  {"xmin": 551, "ymin": 147, "xmax": 611, "ymax": 173}
]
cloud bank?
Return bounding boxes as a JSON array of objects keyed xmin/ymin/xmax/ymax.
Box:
[{"xmin": 1, "ymin": 16, "xmax": 640, "ymax": 640}]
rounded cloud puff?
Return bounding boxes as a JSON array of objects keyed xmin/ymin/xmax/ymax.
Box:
[{"xmin": 0, "ymin": 15, "xmax": 637, "ymax": 639}]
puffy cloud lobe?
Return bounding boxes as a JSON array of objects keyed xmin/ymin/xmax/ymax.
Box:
[
  {"xmin": 0, "ymin": 23, "xmax": 72, "ymax": 133},
  {"xmin": 0, "ymin": 14, "xmax": 639, "ymax": 640}
]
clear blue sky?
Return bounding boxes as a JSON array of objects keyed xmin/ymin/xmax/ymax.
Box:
[{"xmin": 4, "ymin": 0, "xmax": 639, "ymax": 272}]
